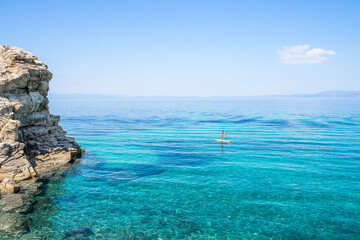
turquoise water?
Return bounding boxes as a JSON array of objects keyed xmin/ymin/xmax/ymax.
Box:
[{"xmin": 11, "ymin": 97, "xmax": 360, "ymax": 239}]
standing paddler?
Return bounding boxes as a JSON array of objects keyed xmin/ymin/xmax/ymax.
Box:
[{"xmin": 215, "ymin": 130, "xmax": 231, "ymax": 143}]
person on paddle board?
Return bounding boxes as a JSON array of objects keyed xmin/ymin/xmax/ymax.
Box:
[{"xmin": 215, "ymin": 130, "xmax": 231, "ymax": 143}]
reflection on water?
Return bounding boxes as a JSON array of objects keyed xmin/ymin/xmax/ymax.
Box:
[{"xmin": 1, "ymin": 97, "xmax": 360, "ymax": 239}]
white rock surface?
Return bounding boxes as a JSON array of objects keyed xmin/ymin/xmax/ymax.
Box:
[{"xmin": 0, "ymin": 45, "xmax": 82, "ymax": 184}]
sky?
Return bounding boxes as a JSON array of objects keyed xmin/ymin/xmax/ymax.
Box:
[{"xmin": 1, "ymin": 0, "xmax": 359, "ymax": 96}]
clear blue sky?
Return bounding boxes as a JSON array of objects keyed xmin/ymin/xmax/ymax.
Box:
[{"xmin": 1, "ymin": 0, "xmax": 359, "ymax": 96}]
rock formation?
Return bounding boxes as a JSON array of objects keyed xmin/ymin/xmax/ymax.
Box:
[{"xmin": 0, "ymin": 45, "xmax": 82, "ymax": 190}]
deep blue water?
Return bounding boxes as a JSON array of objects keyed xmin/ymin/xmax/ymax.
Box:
[{"xmin": 11, "ymin": 97, "xmax": 360, "ymax": 239}]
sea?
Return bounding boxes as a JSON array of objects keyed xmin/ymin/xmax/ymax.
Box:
[{"xmin": 4, "ymin": 96, "xmax": 360, "ymax": 239}]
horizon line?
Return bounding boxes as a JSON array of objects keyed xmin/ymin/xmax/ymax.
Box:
[{"xmin": 48, "ymin": 90, "xmax": 360, "ymax": 98}]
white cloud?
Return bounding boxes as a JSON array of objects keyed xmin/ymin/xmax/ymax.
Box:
[{"xmin": 277, "ymin": 44, "xmax": 336, "ymax": 64}]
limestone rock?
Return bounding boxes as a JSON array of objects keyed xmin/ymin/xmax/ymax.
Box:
[
  {"xmin": 0, "ymin": 45, "xmax": 82, "ymax": 183},
  {"xmin": 0, "ymin": 178, "xmax": 20, "ymax": 194}
]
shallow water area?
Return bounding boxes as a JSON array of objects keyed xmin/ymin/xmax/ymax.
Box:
[{"xmin": 2, "ymin": 96, "xmax": 360, "ymax": 239}]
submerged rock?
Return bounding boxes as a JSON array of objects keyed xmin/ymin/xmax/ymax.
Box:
[
  {"xmin": 65, "ymin": 226, "xmax": 94, "ymax": 239},
  {"xmin": 0, "ymin": 212, "xmax": 30, "ymax": 234}
]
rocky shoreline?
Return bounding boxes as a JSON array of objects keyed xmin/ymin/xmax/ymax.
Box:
[{"xmin": 0, "ymin": 45, "xmax": 82, "ymax": 235}]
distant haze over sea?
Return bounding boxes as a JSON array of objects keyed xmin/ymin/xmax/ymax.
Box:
[
  {"xmin": 49, "ymin": 90, "xmax": 360, "ymax": 99},
  {"xmin": 272, "ymin": 90, "xmax": 360, "ymax": 98}
]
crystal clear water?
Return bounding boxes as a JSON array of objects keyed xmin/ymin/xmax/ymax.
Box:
[{"xmin": 6, "ymin": 97, "xmax": 360, "ymax": 239}]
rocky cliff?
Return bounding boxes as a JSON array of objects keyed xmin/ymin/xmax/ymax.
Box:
[{"xmin": 0, "ymin": 45, "xmax": 82, "ymax": 194}]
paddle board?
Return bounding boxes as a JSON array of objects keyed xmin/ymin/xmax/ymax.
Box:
[{"xmin": 214, "ymin": 139, "xmax": 231, "ymax": 144}]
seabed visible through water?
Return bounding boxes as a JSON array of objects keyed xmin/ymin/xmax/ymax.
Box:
[{"xmin": 1, "ymin": 96, "xmax": 360, "ymax": 239}]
